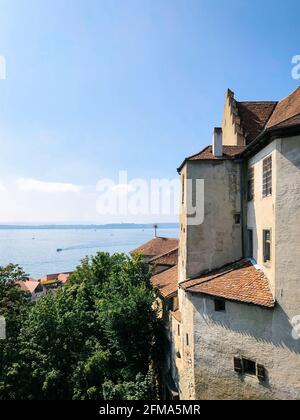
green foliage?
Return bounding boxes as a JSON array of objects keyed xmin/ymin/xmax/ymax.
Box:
[
  {"xmin": 0, "ymin": 253, "xmax": 159, "ymax": 400},
  {"xmin": 103, "ymin": 373, "xmax": 152, "ymax": 400},
  {"xmin": 0, "ymin": 265, "xmax": 31, "ymax": 399}
]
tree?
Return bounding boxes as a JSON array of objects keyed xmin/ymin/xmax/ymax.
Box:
[
  {"xmin": 0, "ymin": 264, "xmax": 31, "ymax": 399},
  {"xmin": 1, "ymin": 253, "xmax": 159, "ymax": 400}
]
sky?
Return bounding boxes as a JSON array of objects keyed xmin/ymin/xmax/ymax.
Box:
[{"xmin": 0, "ymin": 0, "xmax": 299, "ymax": 223}]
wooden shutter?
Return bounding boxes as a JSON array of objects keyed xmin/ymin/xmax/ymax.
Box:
[
  {"xmin": 257, "ymin": 364, "xmax": 266, "ymax": 382},
  {"xmin": 234, "ymin": 357, "xmax": 243, "ymax": 374}
]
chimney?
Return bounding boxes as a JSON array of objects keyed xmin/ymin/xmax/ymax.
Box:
[{"xmin": 212, "ymin": 127, "xmax": 223, "ymax": 157}]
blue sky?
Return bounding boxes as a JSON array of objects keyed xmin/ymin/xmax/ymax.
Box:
[{"xmin": 0, "ymin": 0, "xmax": 299, "ymax": 223}]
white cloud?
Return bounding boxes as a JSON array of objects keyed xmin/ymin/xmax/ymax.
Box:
[
  {"xmin": 0, "ymin": 182, "xmax": 6, "ymax": 192},
  {"xmin": 16, "ymin": 178, "xmax": 82, "ymax": 193}
]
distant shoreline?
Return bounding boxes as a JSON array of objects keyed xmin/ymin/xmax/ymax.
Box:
[{"xmin": 0, "ymin": 223, "xmax": 179, "ymax": 230}]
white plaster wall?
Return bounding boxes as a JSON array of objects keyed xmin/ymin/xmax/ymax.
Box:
[
  {"xmin": 191, "ymin": 294, "xmax": 300, "ymax": 400},
  {"xmin": 247, "ymin": 141, "xmax": 277, "ymax": 291},
  {"xmin": 185, "ymin": 160, "xmax": 242, "ymax": 279},
  {"xmin": 275, "ymin": 135, "xmax": 300, "ymax": 312}
]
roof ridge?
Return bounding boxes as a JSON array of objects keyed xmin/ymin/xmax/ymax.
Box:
[
  {"xmin": 238, "ymin": 100, "xmax": 278, "ymax": 104},
  {"xmin": 276, "ymin": 85, "xmax": 300, "ymax": 104}
]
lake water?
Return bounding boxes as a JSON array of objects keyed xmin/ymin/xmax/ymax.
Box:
[{"xmin": 0, "ymin": 227, "xmax": 178, "ymax": 279}]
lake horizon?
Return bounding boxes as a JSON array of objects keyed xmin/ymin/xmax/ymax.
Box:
[{"xmin": 0, "ymin": 224, "xmax": 179, "ymax": 279}]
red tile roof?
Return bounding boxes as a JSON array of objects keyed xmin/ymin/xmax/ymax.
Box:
[
  {"xmin": 179, "ymin": 86, "xmax": 300, "ymax": 171},
  {"xmin": 16, "ymin": 279, "xmax": 40, "ymax": 294},
  {"xmin": 131, "ymin": 237, "xmax": 179, "ymax": 259},
  {"xmin": 58, "ymin": 273, "xmax": 72, "ymax": 284},
  {"xmin": 149, "ymin": 247, "xmax": 178, "ymax": 267},
  {"xmin": 267, "ymin": 86, "xmax": 300, "ymax": 129},
  {"xmin": 188, "ymin": 145, "xmax": 246, "ymax": 162},
  {"xmin": 181, "ymin": 259, "xmax": 275, "ymax": 308},
  {"xmin": 237, "ymin": 101, "xmax": 277, "ymax": 144},
  {"xmin": 40, "ymin": 272, "xmax": 73, "ymax": 283},
  {"xmin": 152, "ymin": 265, "xmax": 178, "ymax": 299}
]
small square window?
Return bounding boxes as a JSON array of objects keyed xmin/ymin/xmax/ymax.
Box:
[
  {"xmin": 243, "ymin": 358, "xmax": 256, "ymax": 376},
  {"xmin": 234, "ymin": 213, "xmax": 241, "ymax": 224},
  {"xmin": 214, "ymin": 299, "xmax": 226, "ymax": 312}
]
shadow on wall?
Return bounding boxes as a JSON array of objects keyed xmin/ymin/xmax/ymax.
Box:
[{"xmin": 203, "ymin": 302, "xmax": 300, "ymax": 355}]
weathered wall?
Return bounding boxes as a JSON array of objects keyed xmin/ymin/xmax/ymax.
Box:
[
  {"xmin": 275, "ymin": 135, "xmax": 300, "ymax": 315},
  {"xmin": 177, "ymin": 134, "xmax": 300, "ymax": 400},
  {"xmin": 177, "ymin": 288, "xmax": 195, "ymax": 399},
  {"xmin": 185, "ymin": 160, "xmax": 242, "ymax": 279},
  {"xmin": 191, "ymin": 293, "xmax": 300, "ymax": 400},
  {"xmin": 178, "ymin": 166, "xmax": 188, "ymax": 284},
  {"xmin": 168, "ymin": 312, "xmax": 182, "ymax": 394}
]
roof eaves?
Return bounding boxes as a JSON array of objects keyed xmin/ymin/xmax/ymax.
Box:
[
  {"xmin": 177, "ymin": 146, "xmax": 211, "ymax": 173},
  {"xmin": 186, "ymin": 289, "xmax": 275, "ymax": 309}
]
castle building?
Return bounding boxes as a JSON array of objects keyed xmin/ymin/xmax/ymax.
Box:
[
  {"xmin": 133, "ymin": 87, "xmax": 300, "ymax": 400},
  {"xmin": 176, "ymin": 87, "xmax": 300, "ymax": 400}
]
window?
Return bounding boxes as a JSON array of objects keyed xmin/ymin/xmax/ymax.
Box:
[
  {"xmin": 248, "ymin": 229, "xmax": 253, "ymax": 258},
  {"xmin": 186, "ymin": 334, "xmax": 189, "ymax": 346},
  {"xmin": 263, "ymin": 230, "xmax": 271, "ymax": 262},
  {"xmin": 214, "ymin": 299, "xmax": 226, "ymax": 312},
  {"xmin": 234, "ymin": 357, "xmax": 266, "ymax": 381},
  {"xmin": 262, "ymin": 156, "xmax": 272, "ymax": 197},
  {"xmin": 234, "ymin": 213, "xmax": 241, "ymax": 224},
  {"xmin": 247, "ymin": 166, "xmax": 254, "ymax": 201},
  {"xmin": 243, "ymin": 358, "xmax": 256, "ymax": 376},
  {"xmin": 178, "ymin": 325, "xmax": 180, "ymax": 337},
  {"xmin": 181, "ymin": 175, "xmax": 185, "ymax": 204}
]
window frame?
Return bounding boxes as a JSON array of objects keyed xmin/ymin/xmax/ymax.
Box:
[
  {"xmin": 262, "ymin": 156, "xmax": 272, "ymax": 198},
  {"xmin": 234, "ymin": 357, "xmax": 266, "ymax": 381},
  {"xmin": 263, "ymin": 229, "xmax": 271, "ymax": 263}
]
